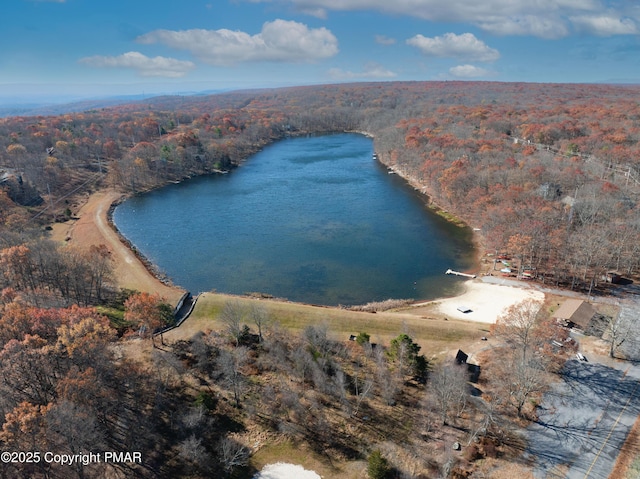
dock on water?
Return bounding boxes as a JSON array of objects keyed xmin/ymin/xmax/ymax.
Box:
[{"xmin": 445, "ymin": 269, "xmax": 477, "ymax": 279}]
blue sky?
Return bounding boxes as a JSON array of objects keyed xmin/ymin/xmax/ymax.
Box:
[{"xmin": 2, "ymin": 0, "xmax": 640, "ymax": 100}]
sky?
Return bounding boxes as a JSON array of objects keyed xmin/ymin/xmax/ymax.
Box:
[{"xmin": 2, "ymin": 0, "xmax": 640, "ymax": 101}]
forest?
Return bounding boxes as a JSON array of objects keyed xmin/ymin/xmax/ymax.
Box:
[
  {"xmin": 0, "ymin": 81, "xmax": 639, "ymax": 477},
  {"xmin": 3, "ymin": 81, "xmax": 639, "ymax": 295}
]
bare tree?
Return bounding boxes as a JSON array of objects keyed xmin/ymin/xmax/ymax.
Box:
[
  {"xmin": 219, "ymin": 346, "xmax": 248, "ymax": 408},
  {"xmin": 219, "ymin": 300, "xmax": 247, "ymax": 347},
  {"xmin": 332, "ymin": 366, "xmax": 351, "ymax": 415},
  {"xmin": 248, "ymin": 302, "xmax": 270, "ymax": 342},
  {"xmin": 304, "ymin": 324, "xmax": 331, "ymax": 362},
  {"xmin": 46, "ymin": 400, "xmax": 105, "ymax": 479},
  {"xmin": 217, "ymin": 436, "xmax": 250, "ymax": 476},
  {"xmin": 374, "ymin": 346, "xmax": 400, "ymax": 406},
  {"xmin": 180, "ymin": 404, "xmax": 213, "ymax": 435},
  {"xmin": 429, "ymin": 363, "xmax": 469, "ymax": 426},
  {"xmin": 352, "ymin": 371, "xmax": 374, "ymax": 417},
  {"xmin": 467, "ymin": 396, "xmax": 503, "ymax": 446},
  {"xmin": 498, "ymin": 352, "xmax": 546, "ymax": 418},
  {"xmin": 291, "ymin": 346, "xmax": 314, "ymax": 383},
  {"xmin": 177, "ymin": 435, "xmax": 210, "ymax": 471},
  {"xmin": 189, "ymin": 331, "xmax": 216, "ymax": 373},
  {"xmin": 492, "ymin": 298, "xmax": 544, "ymax": 362},
  {"xmin": 604, "ymin": 301, "xmax": 640, "ymax": 359}
]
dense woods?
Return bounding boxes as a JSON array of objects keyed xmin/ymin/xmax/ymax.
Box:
[
  {"xmin": 1, "ymin": 81, "xmax": 639, "ymax": 477},
  {"xmin": 2, "ymin": 82, "xmax": 640, "ymax": 294}
]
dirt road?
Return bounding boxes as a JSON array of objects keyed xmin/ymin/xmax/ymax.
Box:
[{"xmin": 51, "ymin": 189, "xmax": 184, "ymax": 303}]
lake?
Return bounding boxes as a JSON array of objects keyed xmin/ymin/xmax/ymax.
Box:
[{"xmin": 113, "ymin": 133, "xmax": 475, "ymax": 305}]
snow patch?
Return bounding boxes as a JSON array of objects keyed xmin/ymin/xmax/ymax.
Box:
[{"xmin": 253, "ymin": 462, "xmax": 321, "ymax": 479}]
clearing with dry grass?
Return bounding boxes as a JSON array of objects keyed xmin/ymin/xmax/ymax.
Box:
[{"xmin": 166, "ymin": 292, "xmax": 490, "ymax": 362}]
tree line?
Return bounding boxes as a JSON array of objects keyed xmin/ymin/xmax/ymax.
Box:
[{"xmin": 1, "ymin": 81, "xmax": 639, "ymax": 295}]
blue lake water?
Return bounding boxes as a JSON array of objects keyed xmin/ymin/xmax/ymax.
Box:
[{"xmin": 113, "ymin": 133, "xmax": 475, "ymax": 305}]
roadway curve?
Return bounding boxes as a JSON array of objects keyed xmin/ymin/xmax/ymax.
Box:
[{"xmin": 54, "ymin": 189, "xmax": 184, "ymax": 303}]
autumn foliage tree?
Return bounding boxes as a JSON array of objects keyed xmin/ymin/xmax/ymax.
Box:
[
  {"xmin": 0, "ymin": 304, "xmax": 120, "ymax": 476},
  {"xmin": 123, "ymin": 292, "xmax": 174, "ymax": 346}
]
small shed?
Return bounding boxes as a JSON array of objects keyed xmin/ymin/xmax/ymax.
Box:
[
  {"xmin": 553, "ymin": 299, "xmax": 596, "ymax": 330},
  {"xmin": 602, "ymin": 272, "xmax": 622, "ymax": 284},
  {"xmin": 455, "ymin": 349, "xmax": 469, "ymax": 364},
  {"xmin": 453, "ymin": 349, "xmax": 481, "ymax": 383}
]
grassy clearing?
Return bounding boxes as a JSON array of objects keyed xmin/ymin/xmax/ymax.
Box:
[
  {"xmin": 165, "ymin": 292, "xmax": 486, "ymax": 360},
  {"xmin": 95, "ymin": 305, "xmax": 131, "ymax": 332},
  {"xmin": 426, "ymin": 204, "xmax": 467, "ymax": 228}
]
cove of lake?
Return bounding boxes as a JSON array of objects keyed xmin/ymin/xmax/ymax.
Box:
[{"xmin": 113, "ymin": 133, "xmax": 475, "ymax": 306}]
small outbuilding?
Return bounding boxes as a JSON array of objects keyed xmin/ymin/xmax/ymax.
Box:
[
  {"xmin": 602, "ymin": 272, "xmax": 622, "ymax": 284},
  {"xmin": 553, "ymin": 299, "xmax": 596, "ymax": 330},
  {"xmin": 455, "ymin": 349, "xmax": 469, "ymax": 364},
  {"xmin": 453, "ymin": 349, "xmax": 481, "ymax": 383}
]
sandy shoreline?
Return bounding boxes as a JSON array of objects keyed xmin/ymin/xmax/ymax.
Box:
[{"xmin": 409, "ymin": 279, "xmax": 545, "ymax": 324}]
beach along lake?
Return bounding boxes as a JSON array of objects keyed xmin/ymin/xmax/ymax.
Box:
[{"xmin": 113, "ymin": 133, "xmax": 475, "ymax": 305}]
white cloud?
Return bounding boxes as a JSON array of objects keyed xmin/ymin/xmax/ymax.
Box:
[
  {"xmin": 250, "ymin": 0, "xmax": 634, "ymax": 38},
  {"xmin": 79, "ymin": 52, "xmax": 195, "ymax": 78},
  {"xmin": 449, "ymin": 64, "xmax": 492, "ymax": 78},
  {"xmin": 268, "ymin": 0, "xmax": 600, "ymax": 19},
  {"xmin": 476, "ymin": 14, "xmax": 570, "ymax": 38},
  {"xmin": 570, "ymin": 14, "xmax": 638, "ymax": 36},
  {"xmin": 300, "ymin": 7, "xmax": 328, "ymax": 18},
  {"xmin": 137, "ymin": 20, "xmax": 338, "ymax": 66},
  {"xmin": 328, "ymin": 62, "xmax": 397, "ymax": 79},
  {"xmin": 407, "ymin": 32, "xmax": 500, "ymax": 62},
  {"xmin": 375, "ymin": 34, "xmax": 396, "ymax": 45}
]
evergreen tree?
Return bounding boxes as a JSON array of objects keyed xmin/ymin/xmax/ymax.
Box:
[{"xmin": 367, "ymin": 449, "xmax": 390, "ymax": 479}]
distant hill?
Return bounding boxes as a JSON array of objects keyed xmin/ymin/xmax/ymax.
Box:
[
  {"xmin": 0, "ymin": 96, "xmax": 145, "ymax": 117},
  {"xmin": 0, "ymin": 89, "xmax": 229, "ymax": 117}
]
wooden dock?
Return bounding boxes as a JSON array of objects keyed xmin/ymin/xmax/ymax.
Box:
[{"xmin": 445, "ymin": 269, "xmax": 476, "ymax": 279}]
